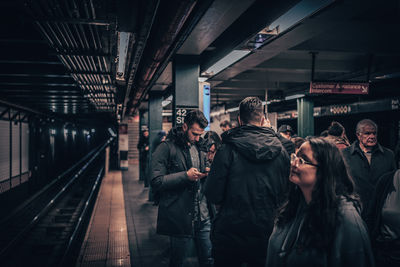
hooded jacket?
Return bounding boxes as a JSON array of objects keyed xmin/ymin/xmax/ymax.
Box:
[
  {"xmin": 151, "ymin": 127, "xmax": 211, "ymax": 237},
  {"xmin": 204, "ymin": 125, "xmax": 290, "ymax": 250}
]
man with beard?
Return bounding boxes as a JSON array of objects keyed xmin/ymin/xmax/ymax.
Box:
[
  {"xmin": 204, "ymin": 97, "xmax": 290, "ymax": 267},
  {"xmin": 342, "ymin": 119, "xmax": 396, "ymax": 219},
  {"xmin": 151, "ymin": 110, "xmax": 214, "ymax": 267}
]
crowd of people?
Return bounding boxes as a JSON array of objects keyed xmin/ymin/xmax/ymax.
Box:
[{"xmin": 138, "ymin": 96, "xmax": 399, "ymax": 267}]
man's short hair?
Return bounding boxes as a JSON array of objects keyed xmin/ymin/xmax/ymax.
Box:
[
  {"xmin": 239, "ymin": 97, "xmax": 264, "ymax": 124},
  {"xmin": 184, "ymin": 109, "xmax": 208, "ymax": 129},
  {"xmin": 328, "ymin": 121, "xmax": 345, "ymax": 137},
  {"xmin": 356, "ymin": 119, "xmax": 377, "ymax": 134},
  {"xmin": 278, "ymin": 124, "xmax": 294, "ymax": 134},
  {"xmin": 219, "ymin": 120, "xmax": 232, "ymax": 128}
]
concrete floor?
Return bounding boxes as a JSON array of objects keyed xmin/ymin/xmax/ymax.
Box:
[{"xmin": 122, "ymin": 165, "xmax": 198, "ymax": 267}]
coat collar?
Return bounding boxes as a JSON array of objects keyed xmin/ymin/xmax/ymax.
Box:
[{"xmin": 349, "ymin": 140, "xmax": 384, "ymax": 155}]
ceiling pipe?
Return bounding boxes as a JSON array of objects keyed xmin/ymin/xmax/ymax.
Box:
[
  {"xmin": 127, "ymin": 0, "xmax": 198, "ymax": 113},
  {"xmin": 121, "ymin": 0, "xmax": 161, "ymax": 117},
  {"xmin": 128, "ymin": 0, "xmax": 214, "ymax": 114}
]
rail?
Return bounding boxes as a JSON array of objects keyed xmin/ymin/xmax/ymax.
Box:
[{"xmin": 0, "ymin": 136, "xmax": 114, "ymax": 259}]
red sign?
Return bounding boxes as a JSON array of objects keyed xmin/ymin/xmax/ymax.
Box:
[{"xmin": 310, "ymin": 82, "xmax": 369, "ymax": 94}]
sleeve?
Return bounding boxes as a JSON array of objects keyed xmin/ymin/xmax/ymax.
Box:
[
  {"xmin": 150, "ymin": 142, "xmax": 190, "ymax": 192},
  {"xmin": 389, "ymin": 149, "xmax": 396, "ymax": 171},
  {"xmin": 204, "ymin": 144, "xmax": 232, "ymax": 204},
  {"xmin": 330, "ymin": 204, "xmax": 375, "ymax": 267},
  {"xmin": 137, "ymin": 137, "xmax": 143, "ymax": 150}
]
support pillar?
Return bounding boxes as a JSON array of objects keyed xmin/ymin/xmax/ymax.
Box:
[
  {"xmin": 173, "ymin": 55, "xmax": 200, "ymax": 127},
  {"xmin": 297, "ymin": 97, "xmax": 314, "ymax": 137},
  {"xmin": 147, "ymin": 92, "xmax": 163, "ymax": 200}
]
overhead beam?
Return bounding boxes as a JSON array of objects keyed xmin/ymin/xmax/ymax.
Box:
[{"xmin": 37, "ymin": 19, "xmax": 112, "ymax": 26}]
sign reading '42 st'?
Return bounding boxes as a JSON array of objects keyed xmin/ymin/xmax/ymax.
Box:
[{"xmin": 175, "ymin": 107, "xmax": 197, "ymax": 126}]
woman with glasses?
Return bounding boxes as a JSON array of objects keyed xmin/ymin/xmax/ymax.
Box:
[{"xmin": 266, "ymin": 137, "xmax": 374, "ymax": 267}]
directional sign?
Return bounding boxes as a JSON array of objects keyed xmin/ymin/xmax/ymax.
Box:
[{"xmin": 310, "ymin": 81, "xmax": 369, "ymax": 94}]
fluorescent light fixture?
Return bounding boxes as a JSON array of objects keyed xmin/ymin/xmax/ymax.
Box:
[
  {"xmin": 226, "ymin": 107, "xmax": 239, "ymax": 113},
  {"xmin": 198, "ymin": 77, "xmax": 208, "ymax": 82},
  {"xmin": 162, "ymin": 111, "xmax": 173, "ymax": 116},
  {"xmin": 203, "ymin": 50, "xmax": 251, "ymax": 77},
  {"xmin": 116, "ymin": 32, "xmax": 131, "ymax": 81},
  {"xmin": 108, "ymin": 127, "xmax": 117, "ymax": 137},
  {"xmin": 285, "ymin": 94, "xmax": 305, "ymax": 100},
  {"xmin": 162, "ymin": 95, "xmax": 173, "ymax": 107},
  {"xmin": 373, "ymin": 72, "xmax": 400, "ymax": 80}
]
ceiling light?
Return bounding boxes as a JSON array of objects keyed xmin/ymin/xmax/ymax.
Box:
[
  {"xmin": 116, "ymin": 32, "xmax": 131, "ymax": 81},
  {"xmin": 162, "ymin": 95, "xmax": 173, "ymax": 107},
  {"xmin": 285, "ymin": 94, "xmax": 305, "ymax": 100}
]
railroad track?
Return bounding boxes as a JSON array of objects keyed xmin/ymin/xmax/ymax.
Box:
[{"xmin": 0, "ymin": 139, "xmax": 112, "ymax": 267}]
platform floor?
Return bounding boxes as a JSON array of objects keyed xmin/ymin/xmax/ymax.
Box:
[{"xmin": 76, "ymin": 164, "xmax": 199, "ymax": 267}]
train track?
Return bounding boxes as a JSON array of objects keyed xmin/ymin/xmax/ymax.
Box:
[{"xmin": 0, "ymin": 139, "xmax": 112, "ymax": 267}]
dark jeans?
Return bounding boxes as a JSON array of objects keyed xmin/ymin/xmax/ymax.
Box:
[
  {"xmin": 212, "ymin": 246, "xmax": 267, "ymax": 267},
  {"xmin": 169, "ymin": 220, "xmax": 213, "ymax": 267}
]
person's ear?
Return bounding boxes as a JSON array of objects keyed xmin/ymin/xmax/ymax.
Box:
[
  {"xmin": 182, "ymin": 123, "xmax": 188, "ymax": 132},
  {"xmin": 260, "ymin": 116, "xmax": 265, "ymax": 126}
]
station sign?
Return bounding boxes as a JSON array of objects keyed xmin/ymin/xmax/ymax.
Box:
[
  {"xmin": 309, "ymin": 81, "xmax": 369, "ymax": 95},
  {"xmin": 174, "ymin": 106, "xmax": 197, "ymax": 126}
]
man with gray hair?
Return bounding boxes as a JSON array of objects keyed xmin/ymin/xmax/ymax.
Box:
[
  {"xmin": 342, "ymin": 119, "xmax": 396, "ymax": 218},
  {"xmin": 204, "ymin": 97, "xmax": 290, "ymax": 267}
]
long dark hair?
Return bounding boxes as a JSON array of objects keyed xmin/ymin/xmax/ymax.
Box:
[{"xmin": 276, "ymin": 137, "xmax": 358, "ymax": 248}]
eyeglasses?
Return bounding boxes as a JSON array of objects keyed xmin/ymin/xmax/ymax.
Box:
[{"xmin": 290, "ymin": 153, "xmax": 318, "ymax": 167}]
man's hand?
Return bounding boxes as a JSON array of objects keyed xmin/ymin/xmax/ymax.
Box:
[{"xmin": 186, "ymin": 167, "xmax": 207, "ymax": 181}]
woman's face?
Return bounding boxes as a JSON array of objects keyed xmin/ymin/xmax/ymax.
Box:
[
  {"xmin": 207, "ymin": 144, "xmax": 217, "ymax": 163},
  {"xmin": 289, "ymin": 142, "xmax": 319, "ymax": 190}
]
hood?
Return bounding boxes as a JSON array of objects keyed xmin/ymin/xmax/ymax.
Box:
[{"xmin": 222, "ymin": 125, "xmax": 283, "ymax": 162}]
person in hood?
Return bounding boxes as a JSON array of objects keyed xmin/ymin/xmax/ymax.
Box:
[
  {"xmin": 324, "ymin": 121, "xmax": 350, "ymax": 150},
  {"xmin": 151, "ymin": 109, "xmax": 214, "ymax": 267},
  {"xmin": 204, "ymin": 97, "xmax": 290, "ymax": 267},
  {"xmin": 267, "ymin": 137, "xmax": 374, "ymax": 267}
]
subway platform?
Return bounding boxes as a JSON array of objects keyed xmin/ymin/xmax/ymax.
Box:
[{"xmin": 76, "ymin": 164, "xmax": 198, "ymax": 267}]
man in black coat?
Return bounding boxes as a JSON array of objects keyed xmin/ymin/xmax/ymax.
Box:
[
  {"xmin": 204, "ymin": 97, "xmax": 290, "ymax": 267},
  {"xmin": 137, "ymin": 127, "xmax": 149, "ymax": 185},
  {"xmin": 151, "ymin": 110, "xmax": 213, "ymax": 267},
  {"xmin": 342, "ymin": 119, "xmax": 396, "ymax": 219}
]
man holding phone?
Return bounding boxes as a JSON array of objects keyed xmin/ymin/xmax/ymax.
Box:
[{"xmin": 151, "ymin": 110, "xmax": 214, "ymax": 267}]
